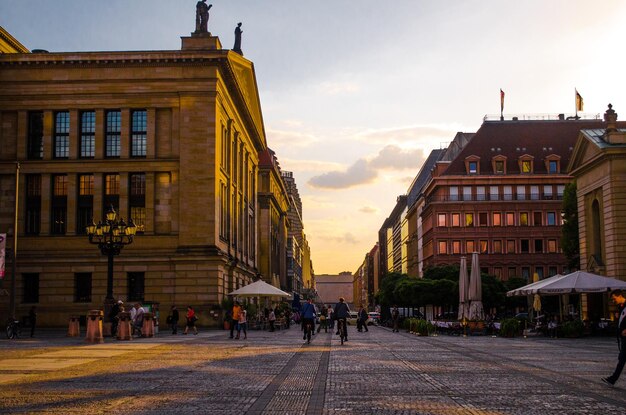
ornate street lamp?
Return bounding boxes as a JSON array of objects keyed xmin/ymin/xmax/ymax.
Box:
[{"xmin": 86, "ymin": 205, "xmax": 137, "ymax": 305}]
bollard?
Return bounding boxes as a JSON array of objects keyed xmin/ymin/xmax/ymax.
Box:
[
  {"xmin": 117, "ymin": 311, "xmax": 133, "ymax": 340},
  {"xmin": 85, "ymin": 309, "xmax": 104, "ymax": 343},
  {"xmin": 67, "ymin": 315, "xmax": 80, "ymax": 337},
  {"xmin": 142, "ymin": 312, "xmax": 155, "ymax": 338}
]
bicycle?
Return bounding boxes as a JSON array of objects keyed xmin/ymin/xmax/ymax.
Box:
[
  {"xmin": 6, "ymin": 319, "xmax": 20, "ymax": 339},
  {"xmin": 337, "ymin": 318, "xmax": 347, "ymax": 345},
  {"xmin": 303, "ymin": 318, "xmax": 313, "ymax": 344}
]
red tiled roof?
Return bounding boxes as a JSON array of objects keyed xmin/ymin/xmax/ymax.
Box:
[{"xmin": 443, "ymin": 119, "xmax": 626, "ymax": 175}]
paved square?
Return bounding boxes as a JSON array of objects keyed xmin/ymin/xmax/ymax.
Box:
[{"xmin": 0, "ymin": 326, "xmax": 624, "ymax": 414}]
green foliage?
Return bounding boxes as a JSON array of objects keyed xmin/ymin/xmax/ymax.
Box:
[
  {"xmin": 503, "ymin": 277, "xmax": 528, "ymax": 309},
  {"xmin": 561, "ymin": 319, "xmax": 584, "ymax": 338},
  {"xmin": 561, "ymin": 181, "xmax": 580, "ymax": 269},
  {"xmin": 221, "ymin": 296, "xmax": 234, "ymax": 311},
  {"xmin": 499, "ymin": 318, "xmax": 520, "ymax": 337},
  {"xmin": 481, "ymin": 274, "xmax": 506, "ymax": 311},
  {"xmin": 423, "ymin": 265, "xmax": 460, "ymax": 282}
]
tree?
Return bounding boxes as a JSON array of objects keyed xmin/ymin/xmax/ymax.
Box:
[{"xmin": 561, "ymin": 181, "xmax": 579, "ymax": 269}]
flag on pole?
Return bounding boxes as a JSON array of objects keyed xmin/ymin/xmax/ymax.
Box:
[
  {"xmin": 500, "ymin": 89, "xmax": 505, "ymax": 113},
  {"xmin": 0, "ymin": 233, "xmax": 6, "ymax": 279},
  {"xmin": 575, "ymin": 89, "xmax": 584, "ymax": 112}
]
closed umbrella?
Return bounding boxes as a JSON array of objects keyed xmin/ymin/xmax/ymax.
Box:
[
  {"xmin": 468, "ymin": 252, "xmax": 484, "ymax": 320},
  {"xmin": 531, "ymin": 273, "xmax": 541, "ymax": 317},
  {"xmin": 458, "ymin": 256, "xmax": 469, "ymax": 321}
]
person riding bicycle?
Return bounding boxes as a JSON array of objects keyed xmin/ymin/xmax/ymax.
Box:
[
  {"xmin": 301, "ymin": 298, "xmax": 316, "ymax": 342},
  {"xmin": 334, "ymin": 297, "xmax": 350, "ymax": 342}
]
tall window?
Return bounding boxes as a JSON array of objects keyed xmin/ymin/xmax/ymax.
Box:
[
  {"xmin": 105, "ymin": 110, "xmax": 121, "ymax": 157},
  {"xmin": 22, "ymin": 273, "xmax": 39, "ymax": 303},
  {"xmin": 468, "ymin": 161, "xmax": 478, "ymax": 174},
  {"xmin": 104, "ymin": 174, "xmax": 120, "ymax": 214},
  {"xmin": 503, "ymin": 185, "xmax": 513, "ymax": 200},
  {"xmin": 129, "ymin": 173, "xmax": 146, "ymax": 233},
  {"xmin": 544, "ymin": 185, "xmax": 553, "ymax": 199},
  {"xmin": 479, "ymin": 240, "xmax": 488, "ymax": 254},
  {"xmin": 547, "ymin": 212, "xmax": 557, "ymax": 226},
  {"xmin": 493, "ymin": 240, "xmax": 502, "ymax": 253},
  {"xmin": 463, "ymin": 186, "xmax": 472, "ymax": 201},
  {"xmin": 534, "ymin": 212, "xmax": 542, "ymax": 226},
  {"xmin": 77, "ymin": 174, "xmax": 94, "ymax": 234},
  {"xmin": 131, "ymin": 110, "xmax": 147, "ymax": 157},
  {"xmin": 479, "ymin": 212, "xmax": 488, "ymax": 226},
  {"xmin": 127, "ymin": 272, "xmax": 145, "ymax": 302},
  {"xmin": 549, "ymin": 160, "xmax": 558, "ymax": 173},
  {"xmin": 27, "ymin": 112, "xmax": 43, "ymax": 160},
  {"xmin": 25, "ymin": 175, "xmax": 41, "ymax": 235},
  {"xmin": 534, "ymin": 239, "xmax": 543, "ymax": 253},
  {"xmin": 493, "ymin": 212, "xmax": 501, "ymax": 226},
  {"xmin": 548, "ymin": 239, "xmax": 557, "ymax": 253},
  {"xmin": 517, "ymin": 185, "xmax": 526, "ymax": 200},
  {"xmin": 54, "ymin": 111, "xmax": 70, "ymax": 158},
  {"xmin": 51, "ymin": 175, "xmax": 68, "ymax": 234},
  {"xmin": 438, "ymin": 240, "xmax": 447, "ymax": 254},
  {"xmin": 465, "ymin": 213, "xmax": 474, "ymax": 227},
  {"xmin": 530, "ymin": 185, "xmax": 539, "ymax": 200},
  {"xmin": 437, "ymin": 213, "xmax": 446, "ymax": 227},
  {"xmin": 489, "ymin": 186, "xmax": 499, "ymax": 200},
  {"xmin": 520, "ymin": 212, "xmax": 529, "ymax": 226},
  {"xmin": 506, "ymin": 212, "xmax": 515, "ymax": 226},
  {"xmin": 449, "ymin": 186, "xmax": 458, "ymax": 201},
  {"xmin": 521, "ymin": 239, "xmax": 530, "ymax": 253},
  {"xmin": 451, "ymin": 213, "xmax": 460, "ymax": 227},
  {"xmin": 521, "ymin": 160, "xmax": 532, "ymax": 173},
  {"xmin": 507, "ymin": 240, "xmax": 515, "ymax": 253},
  {"xmin": 452, "ymin": 240, "xmax": 461, "ymax": 254},
  {"xmin": 466, "ymin": 240, "xmax": 475, "ymax": 253},
  {"xmin": 495, "ymin": 160, "xmax": 505, "ymax": 174},
  {"xmin": 74, "ymin": 273, "xmax": 92, "ymax": 302},
  {"xmin": 476, "ymin": 186, "xmax": 485, "ymax": 201},
  {"xmin": 80, "ymin": 111, "xmax": 95, "ymax": 158}
]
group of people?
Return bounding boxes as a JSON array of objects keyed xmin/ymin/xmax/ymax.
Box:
[{"xmin": 108, "ymin": 301, "xmax": 145, "ymax": 337}]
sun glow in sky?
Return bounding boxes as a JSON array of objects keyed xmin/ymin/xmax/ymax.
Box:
[{"xmin": 4, "ymin": 1, "xmax": 626, "ymax": 274}]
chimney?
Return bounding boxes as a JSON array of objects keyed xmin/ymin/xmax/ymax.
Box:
[
  {"xmin": 604, "ymin": 104, "xmax": 626, "ymax": 144},
  {"xmin": 558, "ymin": 113, "xmax": 565, "ymax": 120}
]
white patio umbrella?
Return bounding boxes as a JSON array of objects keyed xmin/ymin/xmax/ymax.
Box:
[
  {"xmin": 228, "ymin": 280, "xmax": 292, "ymax": 298},
  {"xmin": 458, "ymin": 256, "xmax": 469, "ymax": 321},
  {"xmin": 506, "ymin": 271, "xmax": 626, "ymax": 296},
  {"xmin": 468, "ymin": 252, "xmax": 484, "ymax": 320}
]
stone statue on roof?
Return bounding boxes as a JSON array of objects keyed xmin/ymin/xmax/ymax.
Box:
[
  {"xmin": 233, "ymin": 22, "xmax": 243, "ymax": 55},
  {"xmin": 195, "ymin": 0, "xmax": 212, "ymax": 34}
]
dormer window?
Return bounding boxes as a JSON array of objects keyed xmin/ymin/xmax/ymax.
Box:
[
  {"xmin": 465, "ymin": 155, "xmax": 480, "ymax": 175},
  {"xmin": 544, "ymin": 154, "xmax": 561, "ymax": 174},
  {"xmin": 492, "ymin": 155, "xmax": 507, "ymax": 174},
  {"xmin": 518, "ymin": 155, "xmax": 534, "ymax": 174}
]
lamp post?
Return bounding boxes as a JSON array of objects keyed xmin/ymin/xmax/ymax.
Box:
[{"xmin": 86, "ymin": 205, "xmax": 137, "ymax": 309}]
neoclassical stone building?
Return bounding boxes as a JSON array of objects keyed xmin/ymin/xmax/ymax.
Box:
[{"xmin": 0, "ymin": 31, "xmax": 268, "ymax": 326}]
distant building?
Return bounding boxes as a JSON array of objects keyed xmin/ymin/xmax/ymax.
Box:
[
  {"xmin": 421, "ymin": 116, "xmax": 622, "ymax": 281},
  {"xmin": 316, "ymin": 272, "xmax": 354, "ymax": 306}
]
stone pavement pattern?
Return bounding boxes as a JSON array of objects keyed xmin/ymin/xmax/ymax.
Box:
[{"xmin": 0, "ymin": 326, "xmax": 625, "ymax": 414}]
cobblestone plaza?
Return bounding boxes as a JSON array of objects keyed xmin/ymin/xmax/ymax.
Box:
[{"xmin": 1, "ymin": 326, "xmax": 625, "ymax": 414}]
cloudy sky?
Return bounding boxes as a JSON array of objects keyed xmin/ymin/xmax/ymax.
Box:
[{"xmin": 3, "ymin": 1, "xmax": 626, "ymax": 274}]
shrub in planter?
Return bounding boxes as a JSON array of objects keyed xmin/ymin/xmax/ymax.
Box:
[
  {"xmin": 499, "ymin": 318, "xmax": 520, "ymax": 337},
  {"xmin": 415, "ymin": 319, "xmax": 434, "ymax": 336},
  {"xmin": 561, "ymin": 319, "xmax": 584, "ymax": 338}
]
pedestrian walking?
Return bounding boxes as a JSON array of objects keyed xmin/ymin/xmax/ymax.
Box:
[
  {"xmin": 28, "ymin": 306, "xmax": 37, "ymax": 337},
  {"xmin": 237, "ymin": 307, "xmax": 247, "ymax": 339},
  {"xmin": 230, "ymin": 301, "xmax": 242, "ymax": 339},
  {"xmin": 169, "ymin": 305, "xmax": 180, "ymax": 335},
  {"xmin": 602, "ymin": 289, "xmax": 626, "ymax": 387},
  {"xmin": 358, "ymin": 305, "xmax": 369, "ymax": 332},
  {"xmin": 391, "ymin": 305, "xmax": 400, "ymax": 332},
  {"xmin": 184, "ymin": 305, "xmax": 198, "ymax": 335},
  {"xmin": 327, "ymin": 305, "xmax": 334, "ymax": 330},
  {"xmin": 268, "ymin": 308, "xmax": 276, "ymax": 332}
]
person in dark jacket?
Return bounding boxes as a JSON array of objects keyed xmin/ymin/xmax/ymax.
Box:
[
  {"xmin": 109, "ymin": 301, "xmax": 122, "ymax": 337},
  {"xmin": 170, "ymin": 305, "xmax": 180, "ymax": 335},
  {"xmin": 602, "ymin": 289, "xmax": 626, "ymax": 386},
  {"xmin": 358, "ymin": 305, "xmax": 369, "ymax": 332},
  {"xmin": 334, "ymin": 297, "xmax": 350, "ymax": 341}
]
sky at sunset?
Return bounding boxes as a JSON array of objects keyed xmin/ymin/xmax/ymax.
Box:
[{"xmin": 3, "ymin": 1, "xmax": 626, "ymax": 274}]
